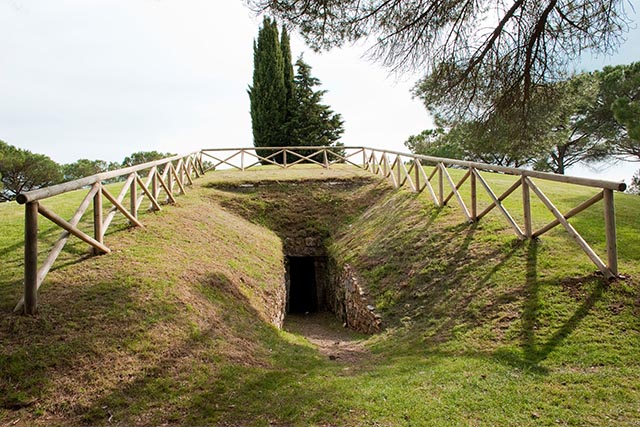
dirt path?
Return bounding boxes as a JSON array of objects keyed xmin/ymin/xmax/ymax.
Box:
[{"xmin": 283, "ymin": 312, "xmax": 370, "ymax": 364}]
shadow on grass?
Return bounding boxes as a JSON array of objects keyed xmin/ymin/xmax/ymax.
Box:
[
  {"xmin": 357, "ymin": 204, "xmax": 611, "ymax": 375},
  {"xmin": 71, "ymin": 271, "xmax": 352, "ymax": 426},
  {"xmin": 518, "ymin": 241, "xmax": 607, "ymax": 365}
]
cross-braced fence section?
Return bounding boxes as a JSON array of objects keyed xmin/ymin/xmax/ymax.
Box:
[
  {"xmin": 200, "ymin": 146, "xmax": 366, "ymax": 171},
  {"xmin": 15, "ymin": 145, "xmax": 627, "ymax": 314},
  {"xmin": 15, "ymin": 152, "xmax": 205, "ymax": 314},
  {"xmin": 360, "ymin": 147, "xmax": 626, "ymax": 280}
]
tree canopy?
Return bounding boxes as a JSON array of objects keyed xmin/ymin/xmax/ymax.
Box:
[
  {"xmin": 62, "ymin": 159, "xmax": 110, "ymax": 182},
  {"xmin": 0, "ymin": 140, "xmax": 62, "ymax": 201},
  {"xmin": 534, "ymin": 72, "xmax": 611, "ymax": 174},
  {"xmin": 405, "ymin": 63, "xmax": 636, "ymax": 175},
  {"xmin": 247, "ymin": 0, "xmax": 631, "ymax": 120},
  {"xmin": 122, "ymin": 151, "xmax": 175, "ymax": 168},
  {"xmin": 597, "ymin": 61, "xmax": 640, "ymax": 160},
  {"xmin": 290, "ymin": 57, "xmax": 344, "ymax": 150}
]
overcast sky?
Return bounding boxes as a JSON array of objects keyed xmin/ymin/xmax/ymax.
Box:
[{"xmin": 1, "ymin": 0, "xmax": 639, "ymax": 182}]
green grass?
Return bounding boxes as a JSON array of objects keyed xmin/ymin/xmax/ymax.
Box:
[{"xmin": 1, "ymin": 163, "xmax": 639, "ymax": 426}]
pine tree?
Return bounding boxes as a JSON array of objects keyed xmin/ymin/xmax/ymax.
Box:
[
  {"xmin": 290, "ymin": 57, "xmax": 344, "ymax": 159},
  {"xmin": 248, "ymin": 17, "xmax": 286, "ymax": 162}
]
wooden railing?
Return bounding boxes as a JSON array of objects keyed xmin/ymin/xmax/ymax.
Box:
[
  {"xmin": 358, "ymin": 147, "xmax": 625, "ymax": 280},
  {"xmin": 201, "ymin": 146, "xmax": 626, "ymax": 281},
  {"xmin": 200, "ymin": 145, "xmax": 361, "ymax": 171},
  {"xmin": 16, "ymin": 145, "xmax": 627, "ymax": 314},
  {"xmin": 15, "ymin": 152, "xmax": 205, "ymax": 314}
]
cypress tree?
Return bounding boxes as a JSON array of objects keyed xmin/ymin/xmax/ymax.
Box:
[
  {"xmin": 248, "ymin": 17, "xmax": 286, "ymax": 162},
  {"xmin": 280, "ymin": 25, "xmax": 296, "ymax": 159}
]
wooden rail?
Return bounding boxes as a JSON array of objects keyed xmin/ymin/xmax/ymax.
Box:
[
  {"xmin": 15, "ymin": 152, "xmax": 205, "ymax": 314},
  {"xmin": 16, "ymin": 145, "xmax": 627, "ymax": 314},
  {"xmin": 201, "ymin": 146, "xmax": 626, "ymax": 281}
]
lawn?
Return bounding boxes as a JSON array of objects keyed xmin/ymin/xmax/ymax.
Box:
[{"xmin": 1, "ymin": 163, "xmax": 638, "ymax": 426}]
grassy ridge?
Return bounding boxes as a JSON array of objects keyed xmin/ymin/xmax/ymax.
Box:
[
  {"xmin": 1, "ymin": 165, "xmax": 639, "ymax": 426},
  {"xmin": 0, "ymin": 178, "xmax": 289, "ymax": 425}
]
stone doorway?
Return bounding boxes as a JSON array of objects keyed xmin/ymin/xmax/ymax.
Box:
[{"xmin": 286, "ymin": 256, "xmax": 320, "ymax": 314}]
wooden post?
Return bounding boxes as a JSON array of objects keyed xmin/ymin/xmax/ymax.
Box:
[
  {"xmin": 283, "ymin": 150, "xmax": 288, "ymax": 168},
  {"xmin": 198, "ymin": 152, "xmax": 205, "ymax": 175},
  {"xmin": 414, "ymin": 159, "xmax": 421, "ymax": 191},
  {"xmin": 241, "ymin": 149, "xmax": 245, "ymax": 171},
  {"xmin": 167, "ymin": 167, "xmax": 173, "ymax": 202},
  {"xmin": 191, "ymin": 155, "xmax": 201, "ymax": 178},
  {"xmin": 470, "ymin": 167, "xmax": 477, "ymax": 221},
  {"xmin": 522, "ymin": 175, "xmax": 532, "ymax": 238},
  {"xmin": 177, "ymin": 162, "xmax": 184, "ymax": 187},
  {"xmin": 603, "ymin": 189, "xmax": 618, "ymax": 277},
  {"xmin": 93, "ymin": 185, "xmax": 103, "ymax": 255},
  {"xmin": 151, "ymin": 168, "xmax": 158, "ymax": 206},
  {"xmin": 362, "ymin": 149, "xmax": 367, "ymax": 169},
  {"xmin": 323, "ymin": 148, "xmax": 329, "ymax": 168},
  {"xmin": 438, "ymin": 163, "xmax": 444, "ymax": 206},
  {"xmin": 130, "ymin": 175, "xmax": 138, "ymax": 222},
  {"xmin": 24, "ymin": 202, "xmax": 39, "ymax": 315}
]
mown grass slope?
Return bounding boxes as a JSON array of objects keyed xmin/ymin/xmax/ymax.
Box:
[
  {"xmin": 0, "ymin": 173, "xmax": 290, "ymax": 425},
  {"xmin": 1, "ymin": 164, "xmax": 639, "ymax": 426}
]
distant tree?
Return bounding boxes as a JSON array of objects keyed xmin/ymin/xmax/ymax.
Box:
[
  {"xmin": 597, "ymin": 62, "xmax": 640, "ymax": 160},
  {"xmin": 62, "ymin": 159, "xmax": 109, "ymax": 181},
  {"xmin": 534, "ymin": 73, "xmax": 611, "ymax": 174},
  {"xmin": 612, "ymin": 99, "xmax": 640, "ymax": 144},
  {"xmin": 457, "ymin": 117, "xmax": 548, "ymax": 168},
  {"xmin": 107, "ymin": 161, "xmax": 122, "ymax": 172},
  {"xmin": 406, "ymin": 113, "xmax": 547, "ymax": 168},
  {"xmin": 248, "ymin": 17, "xmax": 286, "ymax": 162},
  {"xmin": 404, "ymin": 127, "xmax": 464, "ymax": 161},
  {"xmin": 248, "ymin": 19, "xmax": 344, "ymax": 164},
  {"xmin": 0, "ymin": 140, "xmax": 62, "ymax": 201},
  {"xmin": 290, "ymin": 57, "xmax": 344, "ymax": 158},
  {"xmin": 122, "ymin": 151, "xmax": 175, "ymax": 168},
  {"xmin": 409, "ymin": 70, "xmax": 624, "ymax": 173}
]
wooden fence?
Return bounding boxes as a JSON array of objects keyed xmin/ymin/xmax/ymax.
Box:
[
  {"xmin": 201, "ymin": 146, "xmax": 626, "ymax": 281},
  {"xmin": 15, "ymin": 146, "xmax": 626, "ymax": 314},
  {"xmin": 14, "ymin": 152, "xmax": 205, "ymax": 314}
]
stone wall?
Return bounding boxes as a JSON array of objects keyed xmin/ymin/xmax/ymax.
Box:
[
  {"xmin": 283, "ymin": 236, "xmax": 325, "ymax": 257},
  {"xmin": 266, "ymin": 273, "xmax": 287, "ymax": 329},
  {"xmin": 326, "ymin": 262, "xmax": 382, "ymax": 334}
]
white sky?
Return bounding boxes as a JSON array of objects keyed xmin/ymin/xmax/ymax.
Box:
[{"xmin": 1, "ymin": 0, "xmax": 638, "ymax": 182}]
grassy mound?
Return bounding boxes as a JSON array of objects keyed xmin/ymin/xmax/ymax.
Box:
[
  {"xmin": 1, "ymin": 165, "xmax": 639, "ymax": 426},
  {"xmin": 0, "ymin": 175, "xmax": 289, "ymax": 425}
]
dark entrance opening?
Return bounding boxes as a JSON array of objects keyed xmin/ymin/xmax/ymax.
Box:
[{"xmin": 287, "ymin": 256, "xmax": 318, "ymax": 313}]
